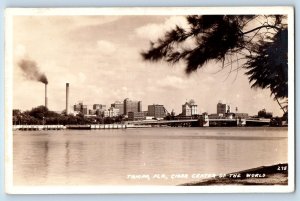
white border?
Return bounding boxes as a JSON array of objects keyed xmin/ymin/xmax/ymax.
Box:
[{"xmin": 5, "ymin": 7, "xmax": 295, "ymax": 194}]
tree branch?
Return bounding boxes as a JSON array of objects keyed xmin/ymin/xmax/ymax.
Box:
[
  {"xmin": 242, "ymin": 25, "xmax": 280, "ymax": 35},
  {"xmin": 275, "ymin": 97, "xmax": 286, "ymax": 114}
]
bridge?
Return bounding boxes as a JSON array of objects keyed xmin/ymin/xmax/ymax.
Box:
[
  {"xmin": 13, "ymin": 118, "xmax": 271, "ymax": 131},
  {"xmin": 129, "ymin": 119, "xmax": 198, "ymax": 124},
  {"xmin": 129, "ymin": 118, "xmax": 270, "ymax": 127}
]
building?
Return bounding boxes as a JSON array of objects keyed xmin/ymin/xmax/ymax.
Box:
[
  {"xmin": 82, "ymin": 105, "xmax": 88, "ymax": 115},
  {"xmin": 111, "ymin": 101, "xmax": 124, "ymax": 115},
  {"xmin": 73, "ymin": 103, "xmax": 82, "ymax": 112},
  {"xmin": 91, "ymin": 104, "xmax": 106, "ymax": 116},
  {"xmin": 108, "ymin": 107, "xmax": 120, "ymax": 117},
  {"xmin": 142, "ymin": 111, "xmax": 148, "ymax": 116},
  {"xmin": 103, "ymin": 110, "xmax": 109, "ymax": 117},
  {"xmin": 93, "ymin": 104, "xmax": 106, "ymax": 111},
  {"xmin": 182, "ymin": 100, "xmax": 198, "ymax": 116},
  {"xmin": 148, "ymin": 104, "xmax": 166, "ymax": 118},
  {"xmin": 124, "ymin": 98, "xmax": 142, "ymax": 115},
  {"xmin": 128, "ymin": 111, "xmax": 145, "ymax": 121},
  {"xmin": 234, "ymin": 113, "xmax": 249, "ymax": 119},
  {"xmin": 73, "ymin": 102, "xmax": 88, "ymax": 115},
  {"xmin": 138, "ymin": 101, "xmax": 142, "ymax": 112},
  {"xmin": 217, "ymin": 101, "xmax": 231, "ymax": 115},
  {"xmin": 95, "ymin": 109, "xmax": 103, "ymax": 116},
  {"xmin": 182, "ymin": 103, "xmax": 191, "ymax": 116},
  {"xmin": 88, "ymin": 109, "xmax": 96, "ymax": 115},
  {"xmin": 208, "ymin": 113, "xmax": 222, "ymax": 119}
]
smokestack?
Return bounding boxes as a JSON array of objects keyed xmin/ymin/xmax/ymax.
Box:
[
  {"xmin": 66, "ymin": 83, "xmax": 69, "ymax": 115},
  {"xmin": 45, "ymin": 83, "xmax": 48, "ymax": 109}
]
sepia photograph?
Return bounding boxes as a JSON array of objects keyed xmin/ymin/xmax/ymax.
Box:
[{"xmin": 5, "ymin": 7, "xmax": 294, "ymax": 193}]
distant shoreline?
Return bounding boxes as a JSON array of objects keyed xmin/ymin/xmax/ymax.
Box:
[{"xmin": 180, "ymin": 163, "xmax": 288, "ymax": 186}]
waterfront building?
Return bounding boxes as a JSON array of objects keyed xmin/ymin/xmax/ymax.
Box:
[
  {"xmin": 217, "ymin": 101, "xmax": 231, "ymax": 115},
  {"xmin": 88, "ymin": 109, "xmax": 96, "ymax": 115},
  {"xmin": 148, "ymin": 104, "xmax": 166, "ymax": 118},
  {"xmin": 145, "ymin": 116, "xmax": 155, "ymax": 120},
  {"xmin": 73, "ymin": 103, "xmax": 81, "ymax": 112},
  {"xmin": 111, "ymin": 101, "xmax": 124, "ymax": 115},
  {"xmin": 234, "ymin": 113, "xmax": 249, "ymax": 119},
  {"xmin": 95, "ymin": 109, "xmax": 102, "ymax": 116},
  {"xmin": 209, "ymin": 112, "xmax": 249, "ymax": 119},
  {"xmin": 208, "ymin": 113, "xmax": 222, "ymax": 119},
  {"xmin": 108, "ymin": 107, "xmax": 120, "ymax": 117},
  {"xmin": 93, "ymin": 104, "xmax": 106, "ymax": 111},
  {"xmin": 103, "ymin": 110, "xmax": 109, "ymax": 118},
  {"xmin": 182, "ymin": 100, "xmax": 198, "ymax": 116},
  {"xmin": 182, "ymin": 102, "xmax": 191, "ymax": 116},
  {"xmin": 82, "ymin": 105, "xmax": 88, "ymax": 115},
  {"xmin": 128, "ymin": 111, "xmax": 145, "ymax": 121},
  {"xmin": 124, "ymin": 98, "xmax": 142, "ymax": 115},
  {"xmin": 73, "ymin": 102, "xmax": 88, "ymax": 115},
  {"xmin": 138, "ymin": 101, "xmax": 142, "ymax": 113}
]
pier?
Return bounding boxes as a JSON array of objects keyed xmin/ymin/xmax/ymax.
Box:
[
  {"xmin": 13, "ymin": 125, "xmax": 65, "ymax": 131},
  {"xmin": 90, "ymin": 124, "xmax": 127, "ymax": 129},
  {"xmin": 66, "ymin": 124, "xmax": 127, "ymax": 129}
]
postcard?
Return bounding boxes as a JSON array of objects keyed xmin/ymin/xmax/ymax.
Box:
[{"xmin": 5, "ymin": 7, "xmax": 294, "ymax": 193}]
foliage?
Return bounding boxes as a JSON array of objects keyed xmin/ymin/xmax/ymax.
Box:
[
  {"xmin": 244, "ymin": 29, "xmax": 288, "ymax": 99},
  {"xmin": 12, "ymin": 106, "xmax": 126, "ymax": 125},
  {"xmin": 142, "ymin": 15, "xmax": 288, "ymax": 113},
  {"xmin": 257, "ymin": 109, "xmax": 273, "ymax": 118}
]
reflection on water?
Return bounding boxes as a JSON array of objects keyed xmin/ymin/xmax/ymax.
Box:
[{"xmin": 13, "ymin": 127, "xmax": 288, "ymax": 185}]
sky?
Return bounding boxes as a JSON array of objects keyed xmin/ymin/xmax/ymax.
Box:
[{"xmin": 12, "ymin": 15, "xmax": 284, "ymax": 116}]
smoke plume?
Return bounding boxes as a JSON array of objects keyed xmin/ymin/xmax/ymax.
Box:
[{"xmin": 18, "ymin": 59, "xmax": 48, "ymax": 84}]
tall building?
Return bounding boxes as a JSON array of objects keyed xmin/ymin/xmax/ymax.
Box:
[
  {"xmin": 82, "ymin": 105, "xmax": 88, "ymax": 115},
  {"xmin": 182, "ymin": 100, "xmax": 198, "ymax": 116},
  {"xmin": 124, "ymin": 98, "xmax": 142, "ymax": 115},
  {"xmin": 148, "ymin": 104, "xmax": 166, "ymax": 118},
  {"xmin": 111, "ymin": 101, "xmax": 124, "ymax": 115},
  {"xmin": 182, "ymin": 102, "xmax": 191, "ymax": 116},
  {"xmin": 138, "ymin": 101, "xmax": 142, "ymax": 112},
  {"xmin": 217, "ymin": 101, "xmax": 231, "ymax": 115}
]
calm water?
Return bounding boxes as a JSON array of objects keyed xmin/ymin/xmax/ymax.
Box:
[{"xmin": 13, "ymin": 127, "xmax": 288, "ymax": 185}]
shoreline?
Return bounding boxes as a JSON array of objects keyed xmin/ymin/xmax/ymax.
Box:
[
  {"xmin": 13, "ymin": 124, "xmax": 289, "ymax": 131},
  {"xmin": 180, "ymin": 163, "xmax": 288, "ymax": 186}
]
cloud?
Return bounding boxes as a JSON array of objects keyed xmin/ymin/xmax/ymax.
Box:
[
  {"xmin": 78, "ymin": 72, "xmax": 87, "ymax": 83},
  {"xmin": 96, "ymin": 40, "xmax": 116, "ymax": 55},
  {"xmin": 50, "ymin": 16, "xmax": 121, "ymax": 29},
  {"xmin": 15, "ymin": 44, "xmax": 27, "ymax": 58},
  {"xmin": 157, "ymin": 75, "xmax": 189, "ymax": 90},
  {"xmin": 135, "ymin": 16, "xmax": 189, "ymax": 41}
]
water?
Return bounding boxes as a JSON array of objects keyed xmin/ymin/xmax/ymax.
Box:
[{"xmin": 13, "ymin": 127, "xmax": 288, "ymax": 186}]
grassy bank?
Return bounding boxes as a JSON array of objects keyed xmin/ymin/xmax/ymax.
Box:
[{"xmin": 181, "ymin": 163, "xmax": 288, "ymax": 186}]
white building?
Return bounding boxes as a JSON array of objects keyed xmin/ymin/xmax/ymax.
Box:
[
  {"xmin": 182, "ymin": 100, "xmax": 198, "ymax": 116},
  {"xmin": 108, "ymin": 107, "xmax": 120, "ymax": 117}
]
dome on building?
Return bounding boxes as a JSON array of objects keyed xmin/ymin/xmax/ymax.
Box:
[{"xmin": 189, "ymin": 99, "xmax": 195, "ymax": 105}]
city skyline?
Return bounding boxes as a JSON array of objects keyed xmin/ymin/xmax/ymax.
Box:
[
  {"xmin": 13, "ymin": 15, "xmax": 284, "ymax": 116},
  {"xmin": 6, "ymin": 7, "xmax": 293, "ymax": 193}
]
